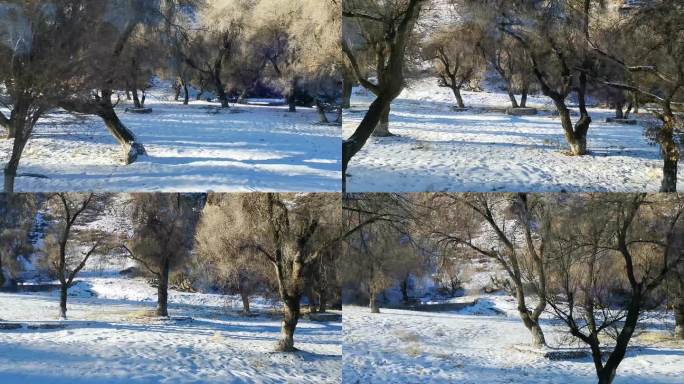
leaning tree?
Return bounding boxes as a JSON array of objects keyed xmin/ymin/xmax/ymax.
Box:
[{"xmin": 342, "ymin": 0, "xmax": 428, "ymax": 187}]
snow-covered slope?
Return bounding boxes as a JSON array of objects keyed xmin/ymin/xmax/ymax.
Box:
[
  {"xmin": 1, "ymin": 90, "xmax": 341, "ymax": 192},
  {"xmin": 344, "ymin": 79, "xmax": 677, "ymax": 192}
]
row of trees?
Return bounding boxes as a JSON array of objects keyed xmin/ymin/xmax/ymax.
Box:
[
  {"xmin": 0, "ymin": 192, "xmax": 346, "ymax": 353},
  {"xmin": 0, "ymin": 0, "xmax": 342, "ymax": 193},
  {"xmin": 344, "ymin": 192, "xmax": 684, "ymax": 384},
  {"xmin": 342, "ymin": 0, "xmax": 683, "ymax": 192}
]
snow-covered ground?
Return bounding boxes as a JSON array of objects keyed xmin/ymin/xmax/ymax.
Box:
[
  {"xmin": 343, "ymin": 79, "xmax": 679, "ymax": 192},
  {"xmin": 1, "ymin": 94, "xmax": 341, "ymax": 192},
  {"xmin": 0, "ymin": 275, "xmax": 341, "ymax": 384},
  {"xmin": 343, "ymin": 294, "xmax": 684, "ymax": 384}
]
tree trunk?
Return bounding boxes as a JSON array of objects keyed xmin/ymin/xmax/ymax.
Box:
[
  {"xmin": 316, "ymin": 100, "xmax": 329, "ymax": 124},
  {"xmin": 659, "ymin": 105, "xmax": 679, "ymax": 192},
  {"xmin": 452, "ymin": 86, "xmax": 465, "ymax": 108},
  {"xmin": 97, "ymin": 104, "xmax": 145, "ymax": 165},
  {"xmin": 342, "ymin": 78, "xmax": 353, "ymax": 109},
  {"xmin": 369, "ymin": 289, "xmax": 380, "ymax": 313},
  {"xmin": 59, "ymin": 284, "xmax": 68, "ymax": 320},
  {"xmin": 674, "ymin": 294, "xmax": 684, "ymax": 339},
  {"xmin": 125, "ymin": 90, "xmax": 131, "ymax": 101},
  {"xmin": 212, "ymin": 75, "xmax": 229, "ymax": 108},
  {"xmin": 4, "ymin": 109, "xmax": 31, "ymax": 193},
  {"xmin": 596, "ymin": 291, "xmax": 643, "ymax": 384},
  {"xmin": 342, "ymin": 96, "xmax": 393, "ymax": 180},
  {"xmin": 553, "ymin": 99, "xmax": 587, "ymax": 156},
  {"xmin": 132, "ymin": 89, "xmax": 142, "ymax": 109},
  {"xmin": 156, "ymin": 258, "xmax": 170, "ymax": 317},
  {"xmin": 520, "ymin": 85, "xmax": 529, "ymax": 108},
  {"xmin": 615, "ymin": 102, "xmax": 625, "ymax": 119},
  {"xmin": 183, "ymin": 81, "xmax": 190, "ymax": 105},
  {"xmin": 400, "ymin": 277, "xmax": 410, "ymax": 304},
  {"xmin": 174, "ymin": 83, "xmax": 181, "ymax": 101},
  {"xmin": 240, "ymin": 288, "xmax": 251, "ymax": 316},
  {"xmin": 507, "ymin": 89, "xmax": 520, "ymax": 109},
  {"xmin": 318, "ymin": 288, "xmax": 327, "ymax": 313},
  {"xmin": 372, "ymin": 107, "xmax": 392, "ymax": 137},
  {"xmin": 288, "ymin": 79, "xmax": 298, "ymax": 113},
  {"xmin": 516, "ymin": 286, "xmax": 546, "ymax": 347},
  {"xmin": 275, "ymin": 295, "xmax": 300, "ymax": 352}
]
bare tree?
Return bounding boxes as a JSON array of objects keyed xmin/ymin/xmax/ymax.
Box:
[
  {"xmin": 0, "ymin": 194, "xmax": 37, "ymax": 287},
  {"xmin": 342, "ymin": 0, "xmax": 428, "ymax": 186},
  {"xmin": 428, "ymin": 193, "xmax": 550, "ymax": 347},
  {"xmin": 0, "ymin": 1, "xmax": 90, "ymax": 192},
  {"xmin": 422, "ymin": 23, "xmax": 485, "ymax": 109},
  {"xmin": 124, "ymin": 193, "xmax": 204, "ymax": 317},
  {"xmin": 42, "ymin": 193, "xmax": 110, "ymax": 320},
  {"xmin": 215, "ymin": 193, "xmax": 350, "ymax": 352},
  {"xmin": 590, "ymin": 0, "xmax": 684, "ymax": 192},
  {"xmin": 546, "ymin": 193, "xmax": 684, "ymax": 384}
]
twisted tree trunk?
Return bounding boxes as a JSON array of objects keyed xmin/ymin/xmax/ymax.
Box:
[{"xmin": 276, "ymin": 295, "xmax": 301, "ymax": 352}]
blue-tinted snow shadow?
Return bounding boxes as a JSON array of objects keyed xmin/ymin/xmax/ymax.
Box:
[{"xmin": 16, "ymin": 103, "xmax": 341, "ymax": 192}]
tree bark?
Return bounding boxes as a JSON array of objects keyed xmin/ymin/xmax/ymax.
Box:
[
  {"xmin": 659, "ymin": 104, "xmax": 679, "ymax": 192},
  {"xmin": 342, "ymin": 78, "xmax": 353, "ymax": 109},
  {"xmin": 156, "ymin": 257, "xmax": 170, "ymax": 317},
  {"xmin": 182, "ymin": 80, "xmax": 190, "ymax": 105},
  {"xmin": 59, "ymin": 284, "xmax": 68, "ymax": 320},
  {"xmin": 174, "ymin": 82, "xmax": 181, "ymax": 101},
  {"xmin": 553, "ymin": 99, "xmax": 587, "ymax": 156},
  {"xmin": 240, "ymin": 288, "xmax": 251, "ymax": 315},
  {"xmin": 400, "ymin": 277, "xmax": 410, "ymax": 304},
  {"xmin": 316, "ymin": 100, "xmax": 329, "ymax": 124},
  {"xmin": 369, "ymin": 289, "xmax": 380, "ymax": 313},
  {"xmin": 288, "ymin": 78, "xmax": 298, "ymax": 113},
  {"xmin": 615, "ymin": 102, "xmax": 625, "ymax": 119},
  {"xmin": 507, "ymin": 88, "xmax": 520, "ymax": 109},
  {"xmin": 520, "ymin": 84, "xmax": 529, "ymax": 108},
  {"xmin": 372, "ymin": 107, "xmax": 392, "ymax": 137},
  {"xmin": 515, "ymin": 285, "xmax": 546, "ymax": 347},
  {"xmin": 97, "ymin": 104, "xmax": 145, "ymax": 165},
  {"xmin": 276, "ymin": 295, "xmax": 300, "ymax": 352},
  {"xmin": 4, "ymin": 107, "xmax": 32, "ymax": 193},
  {"xmin": 452, "ymin": 86, "xmax": 465, "ymax": 108},
  {"xmin": 132, "ymin": 89, "xmax": 142, "ymax": 109},
  {"xmin": 318, "ymin": 288, "xmax": 327, "ymax": 313},
  {"xmin": 595, "ymin": 291, "xmax": 643, "ymax": 384},
  {"xmin": 675, "ymin": 295, "xmax": 684, "ymax": 339}
]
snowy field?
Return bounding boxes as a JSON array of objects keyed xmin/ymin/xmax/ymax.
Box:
[
  {"xmin": 343, "ymin": 295, "xmax": 684, "ymax": 384},
  {"xmin": 0, "ymin": 275, "xmax": 341, "ymax": 384},
  {"xmin": 343, "ymin": 79, "xmax": 680, "ymax": 192},
  {"xmin": 1, "ymin": 96, "xmax": 341, "ymax": 192}
]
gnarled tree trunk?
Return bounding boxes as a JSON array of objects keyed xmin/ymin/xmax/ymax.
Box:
[
  {"xmin": 452, "ymin": 86, "xmax": 465, "ymax": 108},
  {"xmin": 659, "ymin": 104, "xmax": 679, "ymax": 192},
  {"xmin": 276, "ymin": 295, "xmax": 300, "ymax": 352},
  {"xmin": 156, "ymin": 257, "xmax": 170, "ymax": 317},
  {"xmin": 372, "ymin": 106, "xmax": 392, "ymax": 137}
]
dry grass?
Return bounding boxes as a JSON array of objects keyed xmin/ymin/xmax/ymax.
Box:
[{"xmin": 395, "ymin": 329, "xmax": 421, "ymax": 343}]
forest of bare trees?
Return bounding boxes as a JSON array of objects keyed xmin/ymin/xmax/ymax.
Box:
[
  {"xmin": 344, "ymin": 192, "xmax": 684, "ymax": 384},
  {"xmin": 0, "ymin": 192, "xmax": 343, "ymax": 353},
  {"xmin": 0, "ymin": 0, "xmax": 343, "ymax": 193},
  {"xmin": 342, "ymin": 0, "xmax": 683, "ymax": 192}
]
